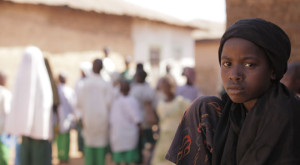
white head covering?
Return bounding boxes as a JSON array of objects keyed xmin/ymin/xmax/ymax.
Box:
[
  {"xmin": 5, "ymin": 46, "xmax": 53, "ymax": 140},
  {"xmin": 80, "ymin": 61, "xmax": 92, "ymax": 77}
]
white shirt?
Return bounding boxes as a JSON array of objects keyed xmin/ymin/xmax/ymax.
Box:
[
  {"xmin": 77, "ymin": 73, "xmax": 113, "ymax": 147},
  {"xmin": 101, "ymin": 57, "xmax": 116, "ymax": 82},
  {"xmin": 57, "ymin": 84, "xmax": 76, "ymax": 133},
  {"xmin": 0, "ymin": 86, "xmax": 11, "ymax": 134},
  {"xmin": 110, "ymin": 95, "xmax": 142, "ymax": 152},
  {"xmin": 74, "ymin": 77, "xmax": 86, "ymax": 119},
  {"xmin": 5, "ymin": 46, "xmax": 53, "ymax": 140},
  {"xmin": 130, "ymin": 82, "xmax": 157, "ymax": 129}
]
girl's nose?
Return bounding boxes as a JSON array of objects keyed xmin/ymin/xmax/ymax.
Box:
[{"xmin": 229, "ymin": 66, "xmax": 243, "ymax": 81}]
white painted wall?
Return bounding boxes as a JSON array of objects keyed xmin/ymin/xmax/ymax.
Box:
[{"xmin": 132, "ymin": 20, "xmax": 195, "ymax": 86}]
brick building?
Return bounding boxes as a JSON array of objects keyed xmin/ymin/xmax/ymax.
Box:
[
  {"xmin": 193, "ymin": 21, "xmax": 225, "ymax": 95},
  {"xmin": 0, "ymin": 0, "xmax": 204, "ymax": 89},
  {"xmin": 226, "ymin": 0, "xmax": 300, "ymax": 62}
]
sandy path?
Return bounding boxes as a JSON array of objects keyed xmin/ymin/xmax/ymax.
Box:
[{"xmin": 8, "ymin": 130, "xmax": 114, "ymax": 165}]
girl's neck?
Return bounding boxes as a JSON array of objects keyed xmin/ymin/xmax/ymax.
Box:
[
  {"xmin": 243, "ymin": 83, "xmax": 274, "ymax": 111},
  {"xmin": 243, "ymin": 99, "xmax": 257, "ymax": 111}
]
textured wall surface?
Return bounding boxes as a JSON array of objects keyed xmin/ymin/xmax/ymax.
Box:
[
  {"xmin": 226, "ymin": 0, "xmax": 300, "ymax": 62},
  {"xmin": 0, "ymin": 1, "xmax": 196, "ymax": 90},
  {"xmin": 194, "ymin": 40, "xmax": 221, "ymax": 96},
  {"xmin": 0, "ymin": 1, "xmax": 134, "ymax": 55}
]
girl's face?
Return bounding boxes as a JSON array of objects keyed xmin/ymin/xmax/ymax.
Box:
[{"xmin": 220, "ymin": 38, "xmax": 274, "ymax": 110}]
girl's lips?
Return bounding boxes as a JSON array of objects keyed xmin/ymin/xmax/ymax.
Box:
[{"xmin": 227, "ymin": 86, "xmax": 245, "ymax": 95}]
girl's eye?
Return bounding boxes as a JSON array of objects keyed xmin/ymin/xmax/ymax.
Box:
[
  {"xmin": 222, "ymin": 62, "xmax": 231, "ymax": 67},
  {"xmin": 245, "ymin": 63, "xmax": 255, "ymax": 68}
]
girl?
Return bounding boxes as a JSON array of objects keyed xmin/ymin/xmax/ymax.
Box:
[
  {"xmin": 152, "ymin": 76, "xmax": 190, "ymax": 165},
  {"xmin": 166, "ymin": 18, "xmax": 300, "ymax": 165}
]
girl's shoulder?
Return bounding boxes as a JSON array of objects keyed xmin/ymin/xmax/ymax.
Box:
[
  {"xmin": 166, "ymin": 96, "xmax": 222, "ymax": 164},
  {"xmin": 184, "ymin": 96, "xmax": 223, "ymax": 120},
  {"xmin": 192, "ymin": 96, "xmax": 223, "ymax": 111}
]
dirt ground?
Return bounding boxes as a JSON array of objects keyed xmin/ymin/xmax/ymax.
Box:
[
  {"xmin": 8, "ymin": 130, "xmax": 114, "ymax": 165},
  {"xmin": 52, "ymin": 130, "xmax": 85, "ymax": 165}
]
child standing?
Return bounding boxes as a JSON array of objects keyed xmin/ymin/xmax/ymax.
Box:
[
  {"xmin": 77, "ymin": 59, "xmax": 114, "ymax": 165},
  {"xmin": 176, "ymin": 67, "xmax": 202, "ymax": 102},
  {"xmin": 130, "ymin": 70, "xmax": 158, "ymax": 165},
  {"xmin": 151, "ymin": 76, "xmax": 190, "ymax": 165},
  {"xmin": 74, "ymin": 61, "xmax": 92, "ymax": 154},
  {"xmin": 110, "ymin": 79, "xmax": 142, "ymax": 165},
  {"xmin": 56, "ymin": 73, "xmax": 76, "ymax": 163},
  {"xmin": 166, "ymin": 18, "xmax": 300, "ymax": 165}
]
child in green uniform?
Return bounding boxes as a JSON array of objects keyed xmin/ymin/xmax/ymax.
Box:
[
  {"xmin": 56, "ymin": 73, "xmax": 76, "ymax": 163},
  {"xmin": 110, "ymin": 80, "xmax": 142, "ymax": 165},
  {"xmin": 77, "ymin": 59, "xmax": 114, "ymax": 165}
]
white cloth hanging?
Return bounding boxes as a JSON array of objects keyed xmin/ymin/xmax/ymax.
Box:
[{"xmin": 5, "ymin": 46, "xmax": 53, "ymax": 140}]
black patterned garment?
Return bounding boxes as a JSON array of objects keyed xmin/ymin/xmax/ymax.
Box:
[
  {"xmin": 166, "ymin": 84, "xmax": 300, "ymax": 165},
  {"xmin": 213, "ymin": 83, "xmax": 300, "ymax": 165},
  {"xmin": 165, "ymin": 96, "xmax": 222, "ymax": 165}
]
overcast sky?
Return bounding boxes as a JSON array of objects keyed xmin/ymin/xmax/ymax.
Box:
[{"xmin": 124, "ymin": 0, "xmax": 226, "ymax": 23}]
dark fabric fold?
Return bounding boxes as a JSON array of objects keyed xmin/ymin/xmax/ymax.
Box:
[
  {"xmin": 213, "ymin": 102, "xmax": 248, "ymax": 165},
  {"xmin": 212, "ymin": 83, "xmax": 300, "ymax": 165}
]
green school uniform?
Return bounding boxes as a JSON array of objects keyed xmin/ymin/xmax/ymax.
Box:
[
  {"xmin": 84, "ymin": 146, "xmax": 107, "ymax": 165},
  {"xmin": 0, "ymin": 139, "xmax": 9, "ymax": 165},
  {"xmin": 57, "ymin": 132, "xmax": 70, "ymax": 161},
  {"xmin": 20, "ymin": 136, "xmax": 52, "ymax": 165},
  {"xmin": 112, "ymin": 147, "xmax": 140, "ymax": 163}
]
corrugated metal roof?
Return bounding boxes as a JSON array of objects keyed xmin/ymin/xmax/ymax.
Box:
[{"xmin": 5, "ymin": 0, "xmax": 201, "ymax": 28}]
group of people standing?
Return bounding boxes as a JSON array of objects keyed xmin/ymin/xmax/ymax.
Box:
[
  {"xmin": 0, "ymin": 46, "xmax": 202, "ymax": 165},
  {"xmin": 74, "ymin": 57, "xmax": 197, "ymax": 165},
  {"xmin": 1, "ymin": 18, "xmax": 300, "ymax": 165}
]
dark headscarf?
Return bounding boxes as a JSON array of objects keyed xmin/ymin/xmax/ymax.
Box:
[{"xmin": 218, "ymin": 18, "xmax": 291, "ymax": 81}]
